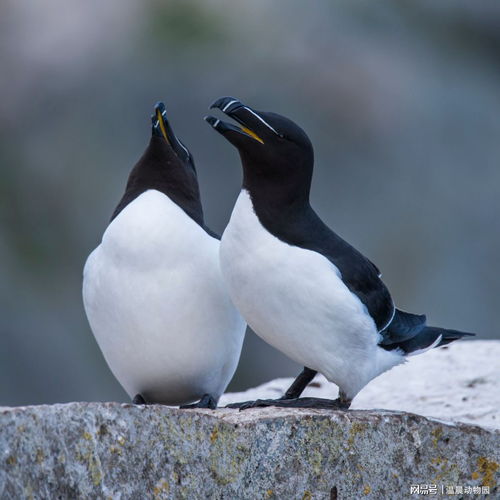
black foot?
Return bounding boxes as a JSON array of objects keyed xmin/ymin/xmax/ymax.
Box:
[
  {"xmin": 226, "ymin": 397, "xmax": 352, "ymax": 411},
  {"xmin": 132, "ymin": 394, "xmax": 147, "ymax": 405},
  {"xmin": 180, "ymin": 393, "xmax": 217, "ymax": 410}
]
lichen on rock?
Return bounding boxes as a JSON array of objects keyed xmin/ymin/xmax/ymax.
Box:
[{"xmin": 0, "ymin": 403, "xmax": 498, "ymax": 499}]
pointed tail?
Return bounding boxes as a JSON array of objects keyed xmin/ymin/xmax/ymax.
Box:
[{"xmin": 394, "ymin": 326, "xmax": 475, "ymax": 356}]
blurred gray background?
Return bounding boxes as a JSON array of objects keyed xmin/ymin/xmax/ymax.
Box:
[{"xmin": 1, "ymin": 0, "xmax": 499, "ymax": 406}]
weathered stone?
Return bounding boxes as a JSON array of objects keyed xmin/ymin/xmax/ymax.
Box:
[{"xmin": 1, "ymin": 403, "xmax": 498, "ymax": 499}]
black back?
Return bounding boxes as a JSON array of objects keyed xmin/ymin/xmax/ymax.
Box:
[
  {"xmin": 208, "ymin": 97, "xmax": 476, "ymax": 348},
  {"xmin": 208, "ymin": 97, "xmax": 394, "ymax": 331},
  {"xmin": 247, "ymin": 188, "xmax": 395, "ymax": 332}
]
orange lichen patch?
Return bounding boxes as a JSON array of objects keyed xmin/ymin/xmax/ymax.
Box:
[
  {"xmin": 431, "ymin": 427, "xmax": 442, "ymax": 448},
  {"xmin": 210, "ymin": 427, "xmax": 219, "ymax": 444},
  {"xmin": 152, "ymin": 479, "xmax": 169, "ymax": 499},
  {"xmin": 472, "ymin": 457, "xmax": 499, "ymax": 488}
]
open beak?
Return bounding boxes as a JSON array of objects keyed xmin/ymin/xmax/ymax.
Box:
[
  {"xmin": 205, "ymin": 97, "xmax": 277, "ymax": 145},
  {"xmin": 151, "ymin": 102, "xmax": 190, "ymax": 161}
]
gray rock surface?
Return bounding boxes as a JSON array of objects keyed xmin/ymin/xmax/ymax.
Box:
[{"xmin": 1, "ymin": 403, "xmax": 498, "ymax": 499}]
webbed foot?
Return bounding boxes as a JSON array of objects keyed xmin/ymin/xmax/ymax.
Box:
[
  {"xmin": 226, "ymin": 396, "xmax": 351, "ymax": 411},
  {"xmin": 180, "ymin": 393, "xmax": 217, "ymax": 410},
  {"xmin": 132, "ymin": 394, "xmax": 147, "ymax": 405}
]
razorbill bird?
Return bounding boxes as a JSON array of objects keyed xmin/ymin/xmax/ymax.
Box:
[
  {"xmin": 205, "ymin": 96, "xmax": 475, "ymax": 410},
  {"xmin": 82, "ymin": 102, "xmax": 246, "ymax": 408}
]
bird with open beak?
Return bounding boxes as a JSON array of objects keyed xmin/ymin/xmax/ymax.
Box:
[
  {"xmin": 206, "ymin": 96, "xmax": 475, "ymax": 410},
  {"xmin": 83, "ymin": 102, "xmax": 246, "ymax": 408}
]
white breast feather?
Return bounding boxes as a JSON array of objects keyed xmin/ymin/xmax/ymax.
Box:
[
  {"xmin": 83, "ymin": 190, "xmax": 246, "ymax": 404},
  {"xmin": 220, "ymin": 190, "xmax": 403, "ymax": 399}
]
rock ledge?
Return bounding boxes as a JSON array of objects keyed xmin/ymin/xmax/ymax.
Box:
[{"xmin": 1, "ymin": 403, "xmax": 498, "ymax": 499}]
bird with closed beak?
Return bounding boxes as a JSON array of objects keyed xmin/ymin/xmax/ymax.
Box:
[
  {"xmin": 206, "ymin": 96, "xmax": 475, "ymax": 410},
  {"xmin": 83, "ymin": 102, "xmax": 246, "ymax": 408}
]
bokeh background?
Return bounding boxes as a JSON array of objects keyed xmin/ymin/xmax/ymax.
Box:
[{"xmin": 1, "ymin": 0, "xmax": 499, "ymax": 406}]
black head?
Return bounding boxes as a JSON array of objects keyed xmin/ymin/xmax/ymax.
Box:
[
  {"xmin": 111, "ymin": 102, "xmax": 204, "ymax": 226},
  {"xmin": 206, "ymin": 97, "xmax": 314, "ymax": 204}
]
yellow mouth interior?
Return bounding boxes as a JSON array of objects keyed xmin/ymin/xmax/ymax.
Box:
[
  {"xmin": 156, "ymin": 109, "xmax": 170, "ymax": 144},
  {"xmin": 241, "ymin": 126, "xmax": 264, "ymax": 144}
]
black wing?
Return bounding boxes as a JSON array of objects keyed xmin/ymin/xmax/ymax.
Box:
[
  {"xmin": 308, "ymin": 222, "xmax": 395, "ymax": 332},
  {"xmin": 254, "ymin": 203, "xmax": 395, "ymax": 332},
  {"xmin": 379, "ymin": 309, "xmax": 426, "ymax": 346},
  {"xmin": 381, "ymin": 322, "xmax": 475, "ymax": 354}
]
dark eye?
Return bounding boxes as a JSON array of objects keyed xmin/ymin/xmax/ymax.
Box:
[{"xmin": 279, "ymin": 133, "xmax": 297, "ymax": 144}]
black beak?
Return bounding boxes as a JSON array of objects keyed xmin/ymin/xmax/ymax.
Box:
[
  {"xmin": 204, "ymin": 115, "xmax": 246, "ymax": 135},
  {"xmin": 210, "ymin": 97, "xmax": 246, "ymax": 115},
  {"xmin": 151, "ymin": 102, "xmax": 191, "ymax": 162},
  {"xmin": 205, "ymin": 96, "xmax": 276, "ymax": 145}
]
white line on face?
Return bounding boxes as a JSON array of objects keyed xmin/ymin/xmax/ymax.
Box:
[
  {"xmin": 243, "ymin": 107, "xmax": 279, "ymax": 135},
  {"xmin": 177, "ymin": 140, "xmax": 190, "ymax": 158},
  {"xmin": 214, "ymin": 119, "xmax": 220, "ymax": 127},
  {"xmin": 159, "ymin": 113, "xmax": 189, "ymax": 157}
]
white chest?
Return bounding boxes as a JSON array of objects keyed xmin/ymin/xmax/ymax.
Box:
[
  {"xmin": 83, "ymin": 190, "xmax": 245, "ymax": 404},
  {"xmin": 220, "ymin": 190, "xmax": 402, "ymax": 397}
]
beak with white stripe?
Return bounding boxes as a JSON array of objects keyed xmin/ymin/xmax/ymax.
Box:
[
  {"xmin": 205, "ymin": 96, "xmax": 285, "ymax": 147},
  {"xmin": 205, "ymin": 96, "xmax": 314, "ymax": 197},
  {"xmin": 152, "ymin": 101, "xmax": 193, "ymax": 168}
]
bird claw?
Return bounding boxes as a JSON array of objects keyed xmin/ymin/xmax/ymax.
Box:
[
  {"xmin": 180, "ymin": 394, "xmax": 217, "ymax": 410},
  {"xmin": 226, "ymin": 399, "xmax": 278, "ymax": 410},
  {"xmin": 226, "ymin": 397, "xmax": 351, "ymax": 411},
  {"xmin": 132, "ymin": 394, "xmax": 147, "ymax": 405}
]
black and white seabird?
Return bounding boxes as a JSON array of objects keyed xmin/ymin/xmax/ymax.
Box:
[
  {"xmin": 82, "ymin": 102, "xmax": 246, "ymax": 408},
  {"xmin": 205, "ymin": 96, "xmax": 475, "ymax": 410}
]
